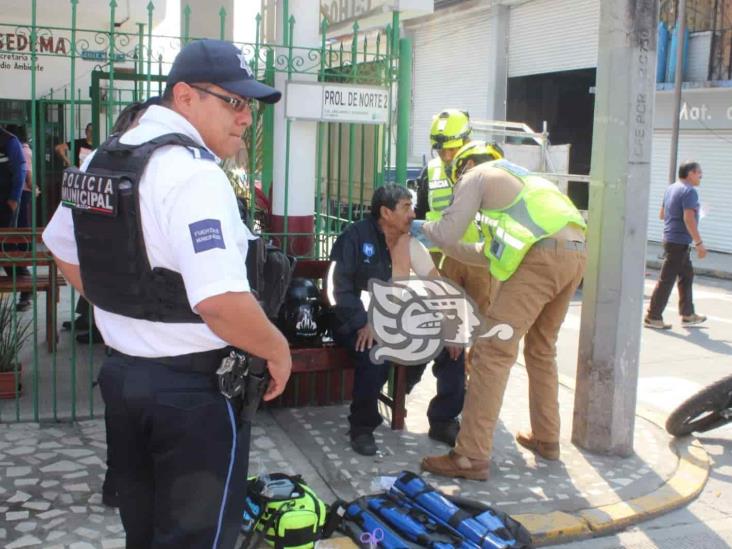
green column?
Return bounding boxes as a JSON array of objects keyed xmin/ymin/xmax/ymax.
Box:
[
  {"xmin": 396, "ymin": 37, "xmax": 412, "ymax": 186},
  {"xmin": 262, "ymin": 48, "xmax": 275, "ymax": 197}
]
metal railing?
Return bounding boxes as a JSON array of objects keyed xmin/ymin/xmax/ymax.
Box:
[{"xmin": 1, "ymin": 1, "xmax": 407, "ymax": 422}]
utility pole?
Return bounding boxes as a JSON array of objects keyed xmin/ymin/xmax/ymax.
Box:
[
  {"xmin": 668, "ymin": 0, "xmax": 686, "ymax": 183},
  {"xmin": 572, "ymin": 0, "xmax": 659, "ymax": 456}
]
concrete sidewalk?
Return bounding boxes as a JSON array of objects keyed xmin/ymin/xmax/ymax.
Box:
[
  {"xmin": 0, "ymin": 364, "xmax": 709, "ymax": 548},
  {"xmin": 646, "ymin": 241, "xmax": 732, "ymax": 279}
]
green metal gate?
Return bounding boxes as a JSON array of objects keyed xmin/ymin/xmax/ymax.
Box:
[{"xmin": 0, "ymin": 1, "xmax": 410, "ymax": 422}]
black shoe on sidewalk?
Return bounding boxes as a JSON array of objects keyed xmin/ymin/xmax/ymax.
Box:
[
  {"xmin": 63, "ymin": 317, "xmax": 90, "ymax": 331},
  {"xmin": 350, "ymin": 431, "xmax": 377, "ymax": 456},
  {"xmin": 428, "ymin": 420, "xmax": 460, "ymax": 447},
  {"xmin": 76, "ymin": 328, "xmax": 104, "ymax": 344}
]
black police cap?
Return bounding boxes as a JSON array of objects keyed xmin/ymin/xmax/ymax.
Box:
[{"xmin": 166, "ymin": 39, "xmax": 281, "ymax": 104}]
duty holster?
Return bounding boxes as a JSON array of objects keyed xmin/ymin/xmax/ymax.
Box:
[{"xmin": 216, "ymin": 350, "xmax": 270, "ymax": 423}]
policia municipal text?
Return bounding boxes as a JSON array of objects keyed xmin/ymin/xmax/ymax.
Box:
[{"xmin": 43, "ymin": 40, "xmax": 291, "ymax": 548}]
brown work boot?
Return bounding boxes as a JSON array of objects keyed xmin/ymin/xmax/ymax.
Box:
[
  {"xmin": 516, "ymin": 431, "xmax": 560, "ymax": 460},
  {"xmin": 420, "ymin": 450, "xmax": 490, "ymax": 481}
]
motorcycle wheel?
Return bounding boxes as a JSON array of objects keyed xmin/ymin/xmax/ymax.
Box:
[{"xmin": 665, "ymin": 374, "xmax": 732, "ymax": 436}]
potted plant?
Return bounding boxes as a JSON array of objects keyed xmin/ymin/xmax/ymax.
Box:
[{"xmin": 0, "ymin": 294, "xmax": 31, "ymax": 399}]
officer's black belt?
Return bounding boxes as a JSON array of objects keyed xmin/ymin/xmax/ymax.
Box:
[{"xmin": 109, "ymin": 347, "xmax": 231, "ymax": 374}]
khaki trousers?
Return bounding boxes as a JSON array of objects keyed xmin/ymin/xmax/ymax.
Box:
[
  {"xmin": 440, "ymin": 255, "xmax": 494, "ymax": 317},
  {"xmin": 455, "ymin": 245, "xmax": 586, "ymax": 461}
]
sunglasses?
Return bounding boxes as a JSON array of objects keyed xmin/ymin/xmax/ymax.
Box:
[{"xmin": 189, "ymin": 84, "xmax": 257, "ymax": 113}]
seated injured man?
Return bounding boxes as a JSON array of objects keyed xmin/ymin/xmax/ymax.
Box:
[{"xmin": 329, "ymin": 184, "xmax": 465, "ymax": 456}]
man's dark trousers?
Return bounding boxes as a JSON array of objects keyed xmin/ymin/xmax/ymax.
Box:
[
  {"xmin": 99, "ymin": 351, "xmax": 249, "ymax": 549},
  {"xmin": 334, "ymin": 330, "xmax": 465, "ymax": 434},
  {"xmin": 648, "ymin": 241, "xmax": 695, "ymax": 319}
]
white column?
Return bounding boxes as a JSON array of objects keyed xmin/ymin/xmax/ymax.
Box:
[
  {"xmin": 271, "ymin": 0, "xmax": 319, "ymax": 255},
  {"xmin": 180, "ymin": 0, "xmax": 234, "ymax": 41}
]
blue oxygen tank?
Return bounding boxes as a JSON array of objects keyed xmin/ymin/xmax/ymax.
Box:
[
  {"xmin": 657, "ymin": 22, "xmax": 669, "ymax": 83},
  {"xmin": 666, "ymin": 22, "xmax": 689, "ymax": 83}
]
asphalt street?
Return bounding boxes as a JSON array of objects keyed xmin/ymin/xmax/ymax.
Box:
[{"xmin": 552, "ymin": 274, "xmax": 732, "ymax": 548}]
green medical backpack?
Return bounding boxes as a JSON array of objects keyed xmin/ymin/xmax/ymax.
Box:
[{"xmin": 242, "ymin": 473, "xmax": 334, "ymax": 549}]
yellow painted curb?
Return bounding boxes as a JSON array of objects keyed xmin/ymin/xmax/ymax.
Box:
[
  {"xmin": 512, "ymin": 511, "xmax": 591, "ymax": 544},
  {"xmin": 318, "ymin": 369, "xmax": 710, "ymax": 547},
  {"xmin": 577, "ymin": 438, "xmax": 710, "ymax": 534}
]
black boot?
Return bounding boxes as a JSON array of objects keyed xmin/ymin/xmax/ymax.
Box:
[
  {"xmin": 102, "ymin": 469, "xmax": 119, "ymax": 508},
  {"xmin": 428, "ymin": 420, "xmax": 460, "ymax": 447},
  {"xmin": 350, "ymin": 430, "xmax": 377, "ymax": 456}
]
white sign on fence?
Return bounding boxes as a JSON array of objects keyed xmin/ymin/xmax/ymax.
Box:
[{"xmin": 286, "ymin": 81, "xmax": 389, "ymax": 124}]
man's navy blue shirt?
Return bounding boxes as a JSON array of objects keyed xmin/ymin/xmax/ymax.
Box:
[
  {"xmin": 330, "ymin": 216, "xmax": 392, "ymax": 336},
  {"xmin": 663, "ymin": 181, "xmax": 699, "ymax": 245}
]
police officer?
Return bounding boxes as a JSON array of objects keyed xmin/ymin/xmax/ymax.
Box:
[
  {"xmin": 330, "ymin": 184, "xmax": 466, "ymax": 456},
  {"xmin": 43, "ymin": 39, "xmax": 291, "ymax": 547},
  {"xmin": 415, "ymin": 143, "xmax": 587, "ymax": 480}
]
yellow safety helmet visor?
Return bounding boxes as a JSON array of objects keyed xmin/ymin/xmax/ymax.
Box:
[
  {"xmin": 430, "ymin": 109, "xmax": 471, "ymax": 150},
  {"xmin": 449, "ymin": 140, "xmax": 504, "ymax": 183}
]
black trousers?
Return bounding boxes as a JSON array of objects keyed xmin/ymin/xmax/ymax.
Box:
[
  {"xmin": 648, "ymin": 241, "xmax": 696, "ymax": 319},
  {"xmin": 99, "ymin": 351, "xmax": 249, "ymax": 549},
  {"xmin": 334, "ymin": 329, "xmax": 465, "ymax": 434}
]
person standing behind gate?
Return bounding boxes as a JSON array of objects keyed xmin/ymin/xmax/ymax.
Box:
[
  {"xmin": 645, "ymin": 161, "xmax": 707, "ymax": 329},
  {"xmin": 43, "ymin": 39, "xmax": 290, "ymax": 548},
  {"xmin": 55, "ymin": 123, "xmax": 100, "ymax": 338},
  {"xmin": 55, "ymin": 122, "xmax": 94, "ymax": 169},
  {"xmin": 0, "ymin": 126, "xmax": 30, "ymax": 311}
]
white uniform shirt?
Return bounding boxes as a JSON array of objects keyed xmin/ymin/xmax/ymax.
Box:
[{"xmin": 43, "ymin": 105, "xmax": 252, "ymax": 357}]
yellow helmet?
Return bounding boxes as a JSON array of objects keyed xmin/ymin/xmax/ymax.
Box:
[
  {"xmin": 429, "ymin": 109, "xmax": 471, "ymax": 150},
  {"xmin": 449, "ymin": 140, "xmax": 504, "ymax": 183}
]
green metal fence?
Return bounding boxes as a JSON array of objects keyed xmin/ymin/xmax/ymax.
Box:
[{"xmin": 0, "ymin": 1, "xmax": 409, "ymax": 422}]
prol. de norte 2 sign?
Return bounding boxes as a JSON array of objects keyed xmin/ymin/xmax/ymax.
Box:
[{"xmin": 286, "ymin": 81, "xmax": 390, "ymax": 124}]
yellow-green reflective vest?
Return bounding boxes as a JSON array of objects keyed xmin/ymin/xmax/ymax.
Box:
[
  {"xmin": 425, "ymin": 157, "xmax": 481, "ymax": 248},
  {"xmin": 479, "ymin": 159, "xmax": 586, "ymax": 282}
]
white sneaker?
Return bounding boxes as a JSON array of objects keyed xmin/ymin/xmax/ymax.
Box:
[{"xmin": 681, "ymin": 314, "xmax": 707, "ymax": 326}]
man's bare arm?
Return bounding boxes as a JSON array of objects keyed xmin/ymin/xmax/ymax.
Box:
[
  {"xmin": 683, "ymin": 209, "xmax": 707, "ymax": 259},
  {"xmin": 682, "ymin": 209, "xmax": 702, "ymax": 244},
  {"xmin": 53, "ymin": 256, "xmax": 84, "ymax": 295},
  {"xmin": 197, "ymin": 292, "xmax": 292, "ymax": 400},
  {"xmin": 54, "ymin": 143, "xmax": 70, "ymax": 167},
  {"xmin": 658, "ymin": 206, "xmax": 665, "ymax": 221}
]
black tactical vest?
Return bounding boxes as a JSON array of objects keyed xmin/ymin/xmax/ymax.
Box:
[{"xmin": 62, "ymin": 133, "xmax": 216, "ymax": 323}]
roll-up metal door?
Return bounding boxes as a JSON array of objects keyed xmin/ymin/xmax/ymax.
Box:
[
  {"xmin": 508, "ymin": 0, "xmax": 600, "ymax": 78},
  {"xmin": 408, "ymin": 2, "xmax": 493, "ymax": 159},
  {"xmin": 648, "ymin": 130, "xmax": 732, "ymax": 253}
]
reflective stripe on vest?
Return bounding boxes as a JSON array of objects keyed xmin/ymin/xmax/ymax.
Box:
[
  {"xmin": 479, "ymin": 160, "xmax": 586, "ymax": 281},
  {"xmin": 427, "ymin": 158, "xmax": 452, "ymax": 213},
  {"xmin": 426, "ymin": 157, "xmax": 481, "ymax": 248}
]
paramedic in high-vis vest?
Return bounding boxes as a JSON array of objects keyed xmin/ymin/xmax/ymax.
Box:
[
  {"xmin": 415, "ymin": 110, "xmax": 497, "ymax": 318},
  {"xmin": 414, "ymin": 142, "xmax": 587, "ymax": 481}
]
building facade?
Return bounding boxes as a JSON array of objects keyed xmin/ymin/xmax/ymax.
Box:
[{"xmin": 405, "ymin": 0, "xmax": 732, "ymax": 253}]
